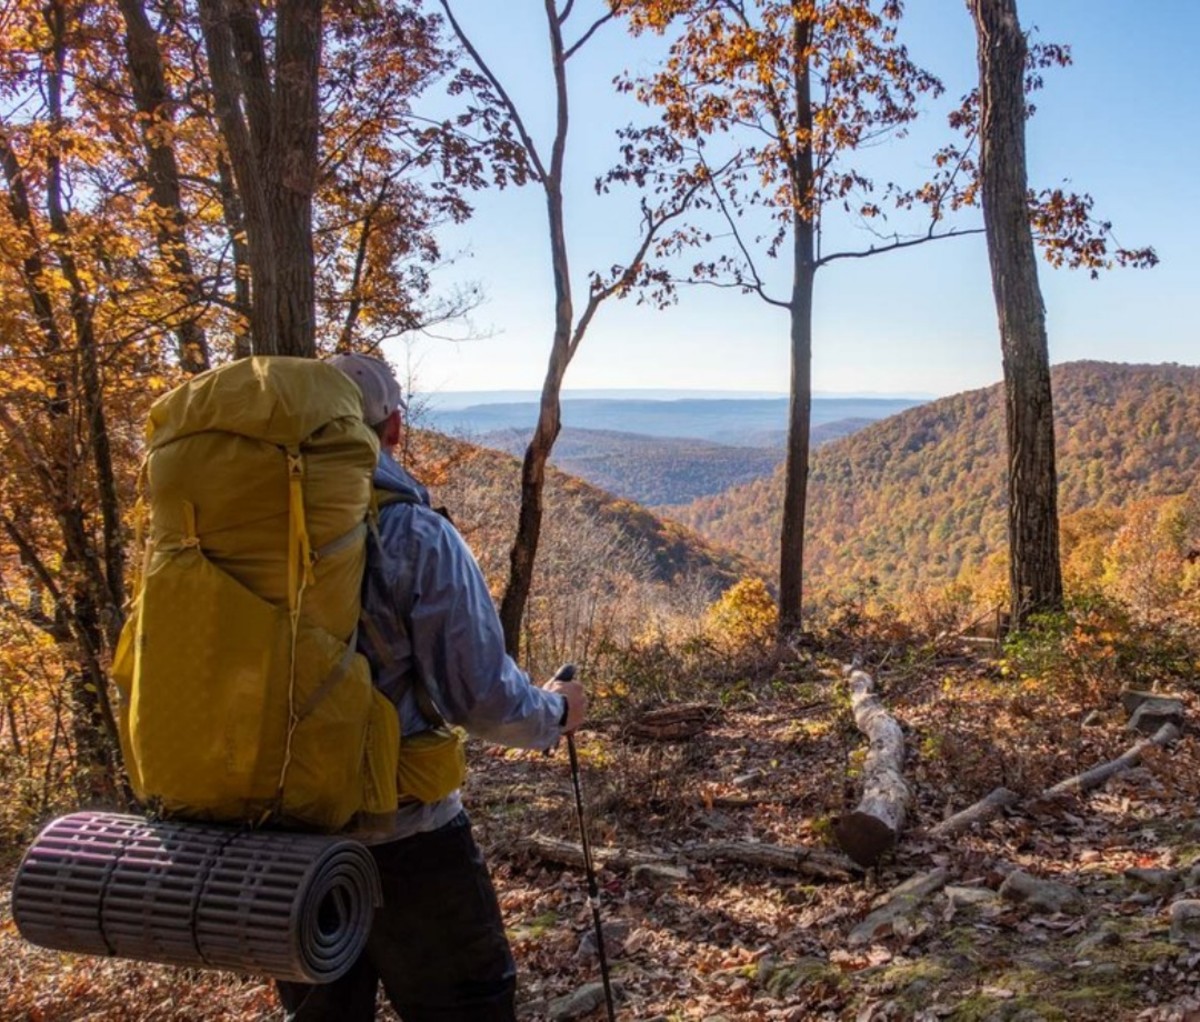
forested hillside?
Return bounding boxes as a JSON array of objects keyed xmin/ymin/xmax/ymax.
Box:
[
  {"xmin": 668, "ymin": 362, "xmax": 1200, "ymax": 596},
  {"xmin": 405, "ymin": 431, "xmax": 760, "ymax": 592}
]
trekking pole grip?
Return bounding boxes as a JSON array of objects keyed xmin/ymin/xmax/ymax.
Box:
[{"xmin": 544, "ymin": 663, "xmax": 576, "ymax": 758}]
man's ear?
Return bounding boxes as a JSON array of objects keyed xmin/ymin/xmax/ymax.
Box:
[{"xmin": 381, "ymin": 408, "xmax": 403, "ymax": 448}]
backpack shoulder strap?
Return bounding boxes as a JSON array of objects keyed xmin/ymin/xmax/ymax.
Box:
[
  {"xmin": 363, "ymin": 487, "xmax": 446, "ymax": 728},
  {"xmin": 375, "ymin": 488, "xmax": 419, "ymax": 511},
  {"xmin": 375, "ymin": 486, "xmax": 454, "ymax": 524}
]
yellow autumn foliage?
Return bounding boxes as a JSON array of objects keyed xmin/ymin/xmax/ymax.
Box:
[{"xmin": 704, "ymin": 576, "xmax": 778, "ymax": 651}]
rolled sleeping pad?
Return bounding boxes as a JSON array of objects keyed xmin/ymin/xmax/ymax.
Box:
[{"xmin": 11, "ymin": 811, "xmax": 381, "ymax": 983}]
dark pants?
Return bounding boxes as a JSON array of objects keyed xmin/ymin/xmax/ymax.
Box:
[{"xmin": 276, "ymin": 812, "xmax": 516, "ymax": 1021}]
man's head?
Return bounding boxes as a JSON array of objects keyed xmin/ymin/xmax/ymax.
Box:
[{"xmin": 328, "ymin": 352, "xmax": 406, "ymax": 445}]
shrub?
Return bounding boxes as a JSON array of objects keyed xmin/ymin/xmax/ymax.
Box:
[
  {"xmin": 704, "ymin": 577, "xmax": 778, "ymax": 652},
  {"xmin": 1000, "ymin": 595, "xmax": 1197, "ymax": 704}
]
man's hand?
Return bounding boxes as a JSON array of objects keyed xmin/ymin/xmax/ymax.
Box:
[{"xmin": 544, "ymin": 677, "xmax": 587, "ymax": 733}]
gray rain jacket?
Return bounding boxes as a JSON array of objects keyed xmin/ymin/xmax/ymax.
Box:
[{"xmin": 356, "ymin": 453, "xmax": 565, "ymax": 841}]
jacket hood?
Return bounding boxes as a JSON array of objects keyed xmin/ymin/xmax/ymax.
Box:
[{"xmin": 374, "ymin": 453, "xmax": 431, "ymax": 507}]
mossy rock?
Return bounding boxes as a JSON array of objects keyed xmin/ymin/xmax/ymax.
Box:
[{"xmin": 755, "ymin": 956, "xmax": 843, "ymax": 999}]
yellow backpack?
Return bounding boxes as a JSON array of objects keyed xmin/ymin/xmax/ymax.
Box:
[{"xmin": 114, "ymin": 356, "xmax": 400, "ymax": 831}]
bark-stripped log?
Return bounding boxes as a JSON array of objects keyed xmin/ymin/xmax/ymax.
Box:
[
  {"xmin": 835, "ymin": 667, "xmax": 910, "ymax": 867},
  {"xmin": 929, "ymin": 787, "xmax": 1020, "ymax": 839},
  {"xmin": 1047, "ymin": 723, "xmax": 1180, "ymax": 796},
  {"xmin": 933, "ymin": 724, "xmax": 1182, "ymax": 840}
]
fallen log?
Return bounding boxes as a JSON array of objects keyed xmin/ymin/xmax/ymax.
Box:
[
  {"xmin": 705, "ymin": 794, "xmax": 808, "ymax": 809},
  {"xmin": 929, "ymin": 787, "xmax": 1020, "ymax": 839},
  {"xmin": 515, "ymin": 834, "xmax": 666, "ymax": 872},
  {"xmin": 684, "ymin": 840, "xmax": 854, "ymax": 882},
  {"xmin": 624, "ymin": 703, "xmax": 719, "ymax": 741},
  {"xmin": 835, "ymin": 666, "xmax": 910, "ymax": 868},
  {"xmin": 1047, "ymin": 722, "xmax": 1181, "ymax": 796},
  {"xmin": 515, "ymin": 834, "xmax": 854, "ymax": 881}
]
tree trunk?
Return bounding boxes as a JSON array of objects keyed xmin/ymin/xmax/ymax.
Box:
[
  {"xmin": 215, "ymin": 152, "xmax": 253, "ymax": 358},
  {"xmin": 117, "ymin": 0, "xmax": 211, "ymax": 374},
  {"xmin": 44, "ymin": 1, "xmax": 126, "ymax": 638},
  {"xmin": 847, "ymin": 868, "xmax": 950, "ymax": 946},
  {"xmin": 497, "ymin": 4, "xmax": 573, "ymax": 658},
  {"xmin": 42, "ymin": 6, "xmax": 123, "ymax": 787},
  {"xmin": 971, "ymin": 0, "xmax": 1063, "ymax": 627},
  {"xmin": 777, "ymin": 18, "xmax": 816, "ymax": 635},
  {"xmin": 444, "ymin": 1, "xmax": 691, "ymax": 657},
  {"xmin": 517, "ymin": 832, "xmax": 853, "ymax": 882},
  {"xmin": 780, "ymin": 243, "xmax": 815, "ymax": 634},
  {"xmin": 267, "ymin": 0, "xmax": 321, "ymax": 359},
  {"xmin": 198, "ymin": 0, "xmax": 320, "ymax": 358},
  {"xmin": 498, "ymin": 183, "xmax": 572, "ymax": 656}
]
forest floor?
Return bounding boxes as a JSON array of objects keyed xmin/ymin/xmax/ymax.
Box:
[{"xmin": 3, "ymin": 640, "xmax": 1200, "ymax": 1021}]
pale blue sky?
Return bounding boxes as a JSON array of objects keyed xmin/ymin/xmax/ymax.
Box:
[{"xmin": 395, "ymin": 1, "xmax": 1198, "ymax": 399}]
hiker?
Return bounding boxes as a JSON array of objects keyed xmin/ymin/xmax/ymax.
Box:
[{"xmin": 275, "ymin": 352, "xmax": 587, "ymax": 1022}]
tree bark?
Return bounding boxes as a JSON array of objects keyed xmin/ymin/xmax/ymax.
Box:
[
  {"xmin": 215, "ymin": 152, "xmax": 253, "ymax": 358},
  {"xmin": 198, "ymin": 0, "xmax": 321, "ymax": 358},
  {"xmin": 44, "ymin": 2, "xmax": 125, "ymax": 638},
  {"xmin": 199, "ymin": 0, "xmax": 276, "ymax": 353},
  {"xmin": 847, "ymin": 868, "xmax": 950, "ymax": 946},
  {"xmin": 970, "ymin": 0, "xmax": 1063, "ymax": 628},
  {"xmin": 624, "ymin": 703, "xmax": 719, "ymax": 741},
  {"xmin": 499, "ymin": 310, "xmax": 569, "ymax": 654},
  {"xmin": 777, "ymin": 17, "xmax": 817, "ymax": 636},
  {"xmin": 267, "ymin": 0, "xmax": 321, "ymax": 358}
]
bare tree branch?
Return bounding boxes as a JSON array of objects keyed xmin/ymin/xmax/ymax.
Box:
[
  {"xmin": 817, "ymin": 226, "xmax": 984, "ymax": 267},
  {"xmin": 563, "ymin": 12, "xmax": 614, "ymax": 61},
  {"xmin": 440, "ymin": 0, "xmax": 548, "ymax": 181}
]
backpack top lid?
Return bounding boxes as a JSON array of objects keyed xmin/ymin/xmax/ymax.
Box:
[{"xmin": 148, "ymin": 356, "xmax": 370, "ymax": 450}]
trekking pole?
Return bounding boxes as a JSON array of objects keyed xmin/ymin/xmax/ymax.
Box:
[{"xmin": 552, "ymin": 663, "xmax": 617, "ymax": 1022}]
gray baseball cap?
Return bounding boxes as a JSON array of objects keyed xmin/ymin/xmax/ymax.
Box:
[{"xmin": 328, "ymin": 353, "xmax": 406, "ymax": 426}]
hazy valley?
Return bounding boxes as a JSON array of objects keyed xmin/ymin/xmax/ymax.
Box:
[{"xmin": 471, "ymin": 419, "xmax": 872, "ymax": 506}]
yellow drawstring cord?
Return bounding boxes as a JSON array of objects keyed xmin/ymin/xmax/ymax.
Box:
[{"xmin": 275, "ymin": 447, "xmax": 314, "ymax": 812}]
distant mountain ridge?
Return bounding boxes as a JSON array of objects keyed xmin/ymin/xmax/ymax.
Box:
[
  {"xmin": 418, "ymin": 388, "xmax": 789, "ymax": 408},
  {"xmin": 423, "ymin": 395, "xmax": 922, "ymax": 447},
  {"xmin": 666, "ymin": 362, "xmax": 1200, "ymax": 595},
  {"xmin": 477, "ymin": 420, "xmax": 872, "ymax": 506},
  {"xmin": 417, "ymin": 388, "xmax": 935, "ymax": 410}
]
